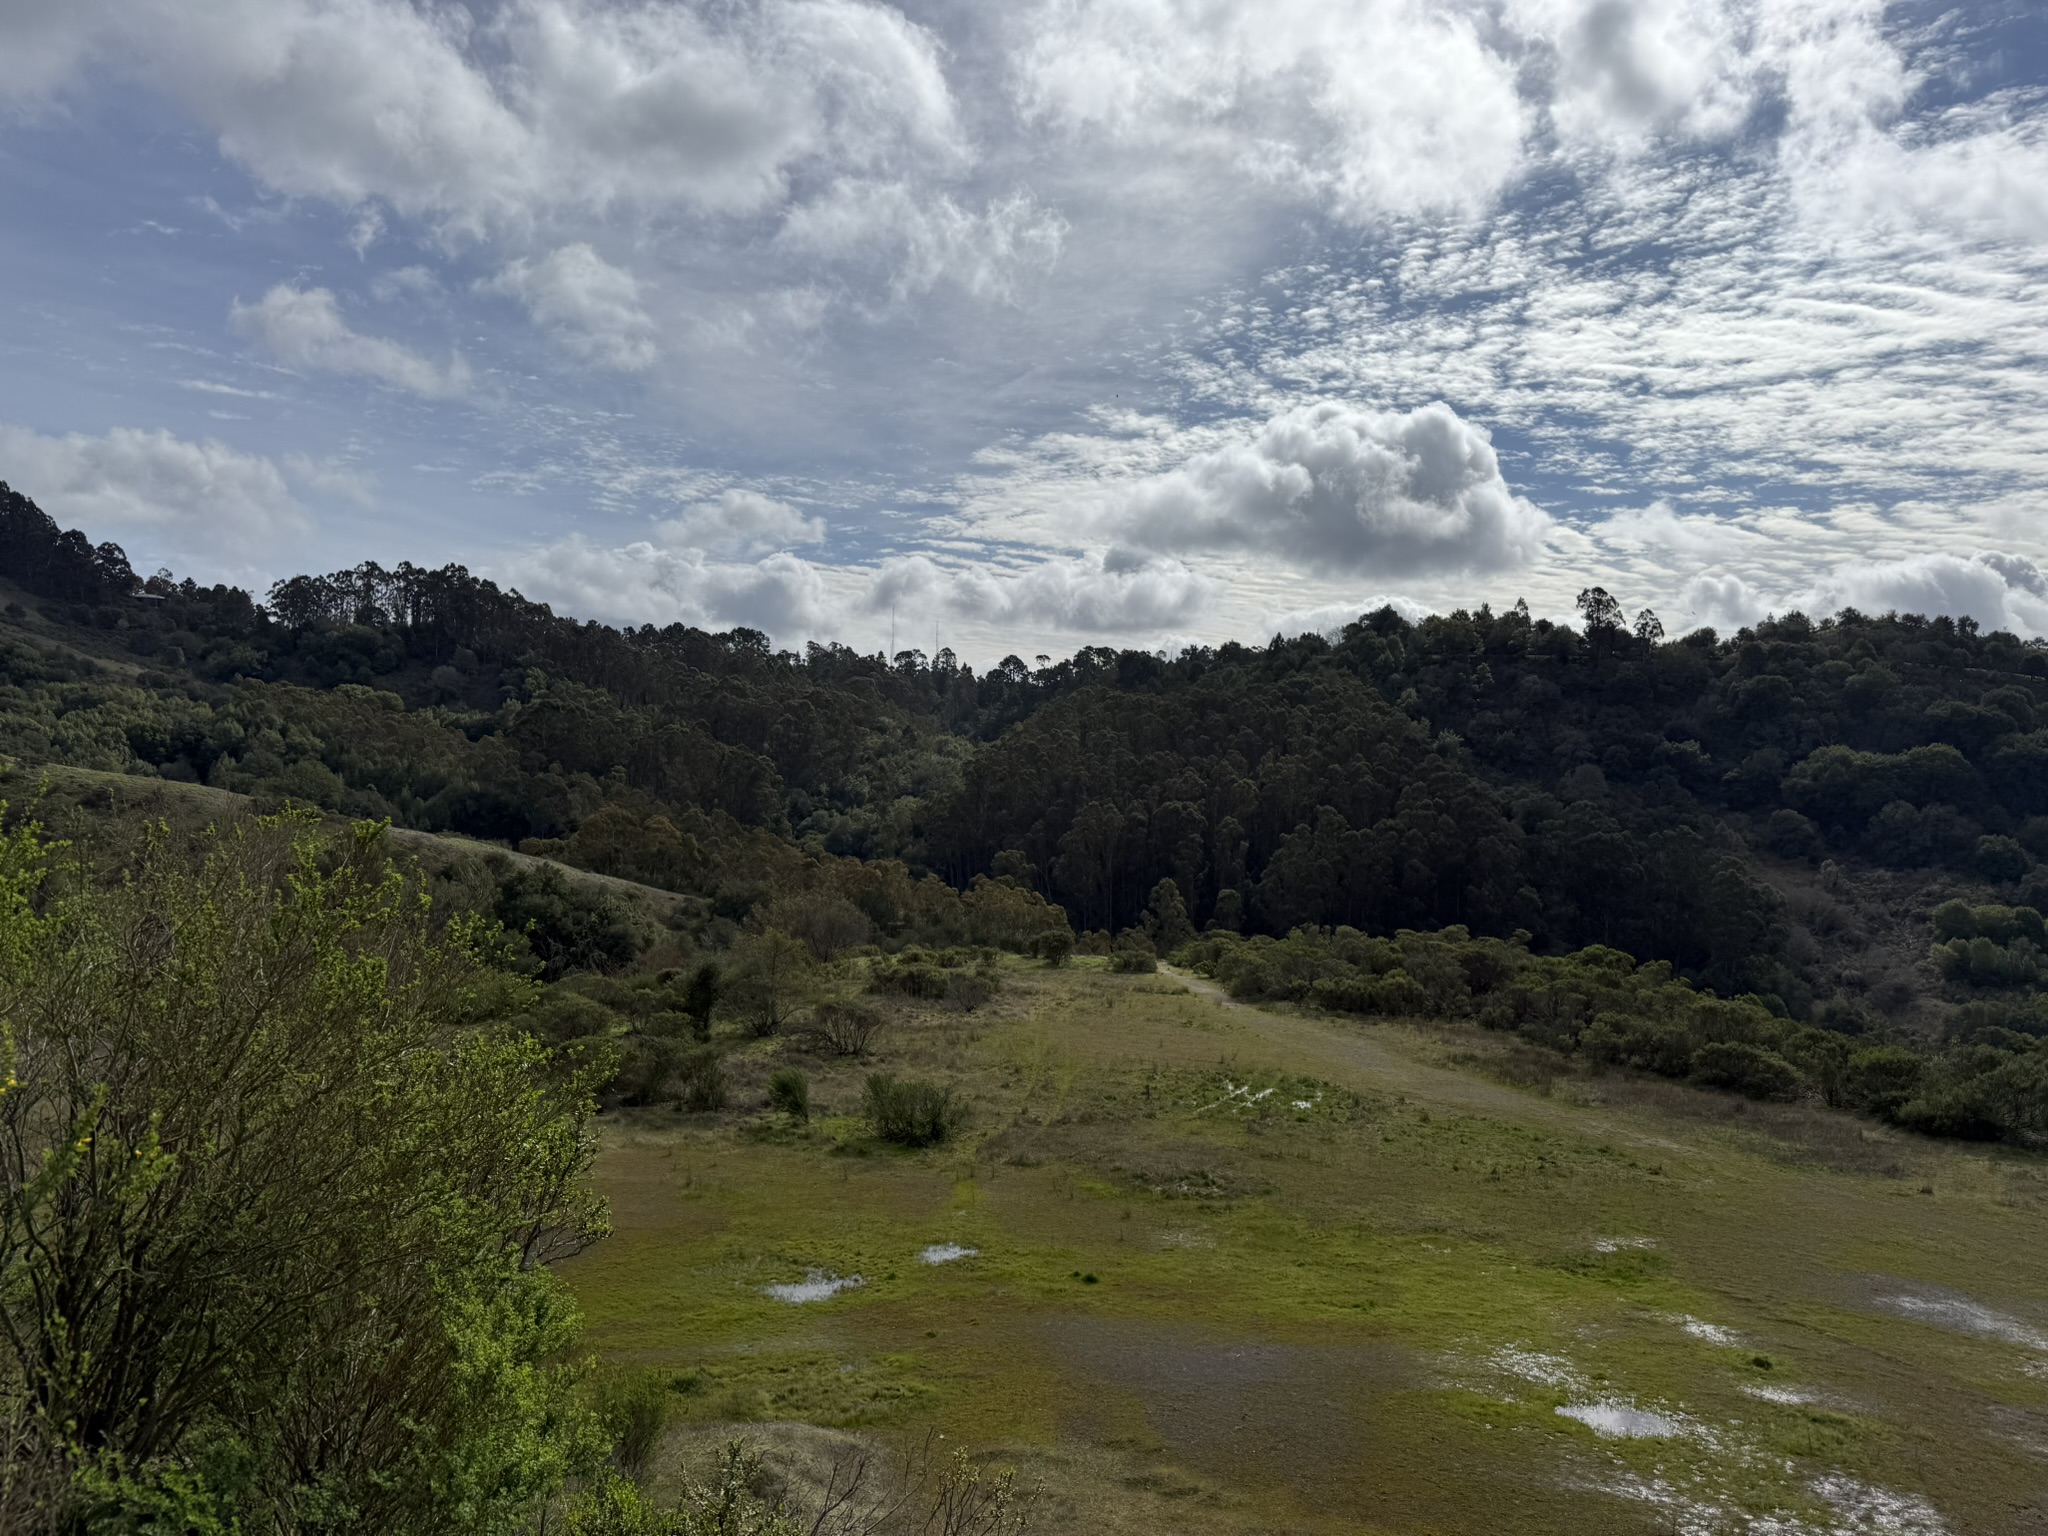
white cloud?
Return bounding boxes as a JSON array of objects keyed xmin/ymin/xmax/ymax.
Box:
[
  {"xmin": 1513, "ymin": 0, "xmax": 1759, "ymax": 151},
  {"xmin": 655, "ymin": 488, "xmax": 824, "ymax": 556},
  {"xmin": 1593, "ymin": 502, "xmax": 1763, "ymax": 562},
  {"xmin": 776, "ymin": 183, "xmax": 1067, "ymax": 303},
  {"xmin": 497, "ymin": 536, "xmax": 831, "ymax": 638},
  {"xmin": 0, "ymin": 422, "xmax": 312, "ymax": 553},
  {"xmin": 231, "ymin": 285, "xmax": 470, "ymax": 397},
  {"xmin": 488, "ymin": 244, "xmax": 657, "ymax": 370},
  {"xmin": 865, "ymin": 549, "xmax": 1212, "ymax": 632},
  {"xmin": 1013, "ymin": 0, "xmax": 1530, "ymax": 220},
  {"xmin": 1677, "ymin": 552, "xmax": 2048, "ymax": 637},
  {"xmin": 1117, "ymin": 400, "xmax": 1551, "ymax": 578},
  {"xmin": 4, "ymin": 0, "xmax": 966, "ymax": 230}
]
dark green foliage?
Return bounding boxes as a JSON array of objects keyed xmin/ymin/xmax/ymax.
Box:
[
  {"xmin": 494, "ymin": 863, "xmax": 643, "ymax": 980},
  {"xmin": 1109, "ymin": 933, "xmax": 1158, "ymax": 973},
  {"xmin": 682, "ymin": 960, "xmax": 721, "ymax": 1041},
  {"xmin": 768, "ymin": 1067, "xmax": 811, "ymax": 1121},
  {"xmin": 864, "ymin": 1074, "xmax": 962, "ymax": 1146},
  {"xmin": 1689, "ymin": 1041, "xmax": 1804, "ymax": 1101}
]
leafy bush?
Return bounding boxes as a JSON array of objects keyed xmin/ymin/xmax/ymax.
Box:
[
  {"xmin": 1108, "ymin": 933, "xmax": 1157, "ymax": 973},
  {"xmin": 594, "ymin": 1370, "xmax": 673, "ymax": 1480},
  {"xmin": 1689, "ymin": 1040, "xmax": 1805, "ymax": 1101},
  {"xmin": 494, "ymin": 863, "xmax": 643, "ymax": 981},
  {"xmin": 768, "ymin": 1067, "xmax": 810, "ymax": 1121},
  {"xmin": 809, "ymin": 1000, "xmax": 887, "ymax": 1056},
  {"xmin": 864, "ymin": 1074, "xmax": 963, "ymax": 1146},
  {"xmin": 675, "ymin": 1046, "xmax": 729, "ymax": 1112},
  {"xmin": 0, "ymin": 811, "xmax": 607, "ymax": 1531},
  {"xmin": 945, "ymin": 969, "xmax": 997, "ymax": 1009}
]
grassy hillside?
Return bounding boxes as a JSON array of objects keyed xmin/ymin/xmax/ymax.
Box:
[{"xmin": 563, "ymin": 957, "xmax": 2048, "ymax": 1534}]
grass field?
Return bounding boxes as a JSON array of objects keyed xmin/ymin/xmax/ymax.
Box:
[{"xmin": 560, "ymin": 958, "xmax": 2048, "ymax": 1534}]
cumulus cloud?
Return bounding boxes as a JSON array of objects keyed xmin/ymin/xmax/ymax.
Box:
[
  {"xmin": 2, "ymin": 0, "xmax": 965, "ymax": 229},
  {"xmin": 1014, "ymin": 0, "xmax": 1529, "ymax": 220},
  {"xmin": 1116, "ymin": 401, "xmax": 1550, "ymax": 578},
  {"xmin": 1513, "ymin": 0, "xmax": 1758, "ymax": 150},
  {"xmin": 655, "ymin": 488, "xmax": 824, "ymax": 556},
  {"xmin": 231, "ymin": 285, "xmax": 470, "ymax": 397},
  {"xmin": 487, "ymin": 244, "xmax": 657, "ymax": 370},
  {"xmin": 0, "ymin": 422, "xmax": 312, "ymax": 554},
  {"xmin": 865, "ymin": 549, "xmax": 1212, "ymax": 633},
  {"xmin": 498, "ymin": 536, "xmax": 831, "ymax": 637},
  {"xmin": 1678, "ymin": 553, "xmax": 2048, "ymax": 637}
]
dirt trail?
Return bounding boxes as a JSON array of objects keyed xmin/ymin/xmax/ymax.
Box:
[{"xmin": 1159, "ymin": 964, "xmax": 1696, "ymax": 1157}]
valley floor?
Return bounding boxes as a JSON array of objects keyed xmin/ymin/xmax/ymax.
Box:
[{"xmin": 561, "ymin": 959, "xmax": 2048, "ymax": 1535}]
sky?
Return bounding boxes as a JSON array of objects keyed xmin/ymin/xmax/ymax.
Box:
[{"xmin": 1, "ymin": 0, "xmax": 2045, "ymax": 664}]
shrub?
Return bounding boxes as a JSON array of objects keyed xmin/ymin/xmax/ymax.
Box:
[
  {"xmin": 768, "ymin": 1067, "xmax": 810, "ymax": 1122},
  {"xmin": 616, "ymin": 1036, "xmax": 682, "ymax": 1106},
  {"xmin": 810, "ymin": 1000, "xmax": 887, "ymax": 1056},
  {"xmin": 595, "ymin": 1370, "xmax": 673, "ymax": 1480},
  {"xmin": 864, "ymin": 1074, "xmax": 963, "ymax": 1146},
  {"xmin": 1690, "ymin": 1040, "xmax": 1804, "ymax": 1101},
  {"xmin": 755, "ymin": 891, "xmax": 874, "ymax": 961},
  {"xmin": 675, "ymin": 1046, "xmax": 729, "ymax": 1112},
  {"xmin": 1109, "ymin": 933, "xmax": 1157, "ymax": 973},
  {"xmin": 944, "ymin": 969, "xmax": 997, "ymax": 1010},
  {"xmin": 1840, "ymin": 1045, "xmax": 1927, "ymax": 1117},
  {"xmin": 1032, "ymin": 927, "xmax": 1074, "ymax": 966},
  {"xmin": 682, "ymin": 960, "xmax": 721, "ymax": 1041}
]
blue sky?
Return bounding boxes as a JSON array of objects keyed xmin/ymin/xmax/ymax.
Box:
[{"xmin": 2, "ymin": 0, "xmax": 2045, "ymax": 662}]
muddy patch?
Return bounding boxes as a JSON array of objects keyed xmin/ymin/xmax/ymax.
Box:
[{"xmin": 1038, "ymin": 1315, "xmax": 1409, "ymax": 1489}]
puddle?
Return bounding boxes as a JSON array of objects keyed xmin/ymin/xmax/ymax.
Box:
[
  {"xmin": 761, "ymin": 1269, "xmax": 864, "ymax": 1304},
  {"xmin": 1594, "ymin": 1236, "xmax": 1658, "ymax": 1253},
  {"xmin": 917, "ymin": 1243, "xmax": 977, "ymax": 1265},
  {"xmin": 1861, "ymin": 1278, "xmax": 2048, "ymax": 1352},
  {"xmin": 1041, "ymin": 1315, "xmax": 1409, "ymax": 1493},
  {"xmin": 1679, "ymin": 1316, "xmax": 1743, "ymax": 1347},
  {"xmin": 1557, "ymin": 1399, "xmax": 1681, "ymax": 1438},
  {"xmin": 1158, "ymin": 1230, "xmax": 1215, "ymax": 1250}
]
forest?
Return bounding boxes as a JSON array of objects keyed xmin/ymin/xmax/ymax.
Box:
[{"xmin": 7, "ymin": 478, "xmax": 2048, "ymax": 1528}]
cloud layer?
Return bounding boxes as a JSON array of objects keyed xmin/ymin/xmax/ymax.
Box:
[{"xmin": 0, "ymin": 0, "xmax": 2043, "ymax": 660}]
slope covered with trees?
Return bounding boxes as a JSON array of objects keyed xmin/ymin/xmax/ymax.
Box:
[{"xmin": 8, "ymin": 482, "xmax": 2048, "ymax": 1103}]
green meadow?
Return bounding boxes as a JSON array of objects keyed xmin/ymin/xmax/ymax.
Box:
[{"xmin": 562, "ymin": 959, "xmax": 2048, "ymax": 1534}]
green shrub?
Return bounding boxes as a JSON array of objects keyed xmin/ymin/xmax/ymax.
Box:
[
  {"xmin": 768, "ymin": 1067, "xmax": 810, "ymax": 1122},
  {"xmin": 595, "ymin": 1370, "xmax": 673, "ymax": 1480},
  {"xmin": 944, "ymin": 969, "xmax": 997, "ymax": 1009},
  {"xmin": 1841, "ymin": 1045, "xmax": 1927, "ymax": 1117},
  {"xmin": 1109, "ymin": 933, "xmax": 1157, "ymax": 973},
  {"xmin": 675, "ymin": 1046, "xmax": 729, "ymax": 1112},
  {"xmin": 809, "ymin": 1000, "xmax": 887, "ymax": 1055},
  {"xmin": 864, "ymin": 1073, "xmax": 963, "ymax": 1146},
  {"xmin": 1689, "ymin": 1040, "xmax": 1805, "ymax": 1101}
]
